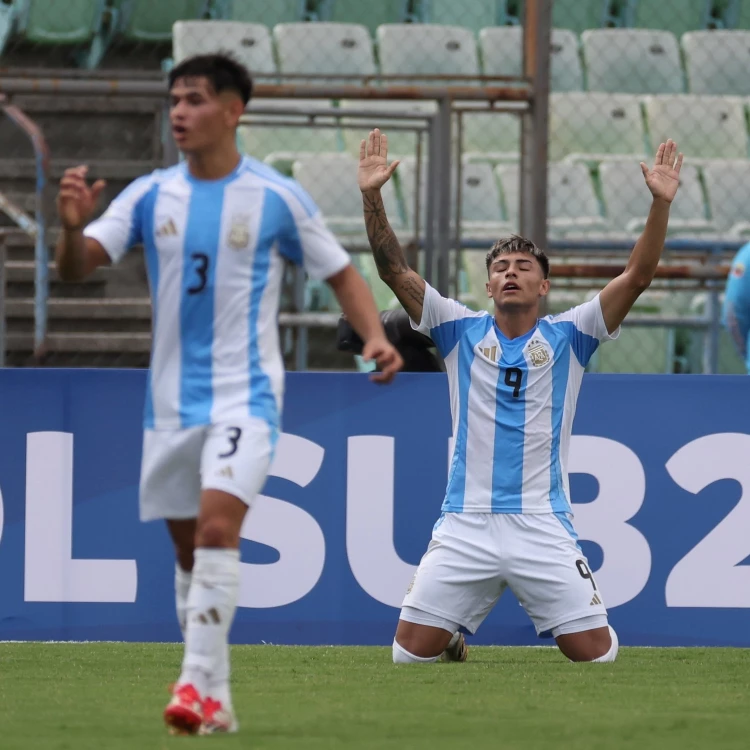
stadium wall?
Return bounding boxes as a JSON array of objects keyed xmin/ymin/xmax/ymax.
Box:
[{"xmin": 0, "ymin": 369, "xmax": 749, "ymax": 647}]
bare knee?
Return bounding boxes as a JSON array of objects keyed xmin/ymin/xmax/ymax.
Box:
[
  {"xmin": 195, "ymin": 517, "xmax": 238, "ymax": 549},
  {"xmin": 556, "ymin": 626, "xmax": 616, "ymax": 662},
  {"xmin": 394, "ymin": 620, "xmax": 453, "ymax": 660}
]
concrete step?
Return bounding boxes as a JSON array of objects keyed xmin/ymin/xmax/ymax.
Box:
[
  {"xmin": 4, "ymin": 260, "xmax": 112, "ymax": 298},
  {"xmin": 8, "ymin": 331, "xmax": 152, "ymax": 353}
]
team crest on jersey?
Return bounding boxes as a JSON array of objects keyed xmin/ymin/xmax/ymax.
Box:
[
  {"xmin": 227, "ymin": 215, "xmax": 250, "ymax": 250},
  {"xmin": 733, "ymin": 262, "xmax": 745, "ymax": 278},
  {"xmin": 528, "ymin": 340, "xmax": 550, "ymax": 367}
]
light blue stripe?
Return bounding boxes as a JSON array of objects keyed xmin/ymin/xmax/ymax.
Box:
[
  {"xmin": 140, "ymin": 182, "xmax": 160, "ymax": 428},
  {"xmin": 243, "ymin": 158, "xmax": 318, "ymax": 218},
  {"xmin": 430, "ymin": 315, "xmax": 489, "ymax": 358},
  {"xmin": 550, "ymin": 320, "xmax": 599, "ymax": 367},
  {"xmin": 555, "ymin": 511, "xmax": 582, "ymax": 552},
  {"xmin": 540, "ymin": 322, "xmax": 572, "ymax": 513},
  {"xmin": 442, "ymin": 321, "xmax": 492, "ymax": 512},
  {"xmin": 248, "ymin": 189, "xmax": 283, "ymax": 430},
  {"xmin": 491, "ymin": 339, "xmax": 527, "ymax": 512},
  {"xmin": 179, "ymin": 182, "xmax": 224, "ymax": 427},
  {"xmin": 261, "ymin": 188, "xmax": 304, "ymax": 265}
]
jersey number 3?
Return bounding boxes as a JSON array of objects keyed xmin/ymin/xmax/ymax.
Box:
[{"xmin": 188, "ymin": 253, "xmax": 209, "ymax": 294}]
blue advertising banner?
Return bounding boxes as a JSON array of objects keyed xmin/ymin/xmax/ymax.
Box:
[{"xmin": 0, "ymin": 370, "xmax": 749, "ymax": 646}]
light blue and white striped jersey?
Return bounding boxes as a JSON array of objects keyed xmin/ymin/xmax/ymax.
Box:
[
  {"xmin": 84, "ymin": 156, "xmax": 350, "ymax": 431},
  {"xmin": 413, "ymin": 283, "xmax": 619, "ymax": 514}
]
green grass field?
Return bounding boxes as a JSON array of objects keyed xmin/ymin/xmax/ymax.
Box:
[{"xmin": 1, "ymin": 644, "xmax": 749, "ymax": 750}]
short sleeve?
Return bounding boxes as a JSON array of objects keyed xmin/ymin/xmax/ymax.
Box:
[
  {"xmin": 411, "ymin": 282, "xmax": 489, "ymax": 356},
  {"xmin": 722, "ymin": 244, "xmax": 750, "ymax": 359},
  {"xmin": 268, "ymin": 181, "xmax": 350, "ymax": 281},
  {"xmin": 547, "ymin": 294, "xmax": 619, "ymax": 367},
  {"xmin": 83, "ymin": 174, "xmax": 156, "ymax": 264}
]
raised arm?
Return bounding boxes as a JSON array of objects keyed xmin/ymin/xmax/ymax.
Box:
[
  {"xmin": 55, "ymin": 165, "xmax": 111, "ymax": 281},
  {"xmin": 599, "ymin": 140, "xmax": 683, "ymax": 333},
  {"xmin": 359, "ymin": 129, "xmax": 426, "ymax": 325}
]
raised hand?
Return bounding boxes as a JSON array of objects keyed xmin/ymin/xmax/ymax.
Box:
[
  {"xmin": 640, "ymin": 139, "xmax": 683, "ymax": 204},
  {"xmin": 358, "ymin": 128, "xmax": 400, "ymax": 193},
  {"xmin": 57, "ymin": 166, "xmax": 106, "ymax": 231}
]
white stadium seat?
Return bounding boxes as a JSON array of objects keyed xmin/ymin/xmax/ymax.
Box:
[{"xmin": 682, "ymin": 30, "xmax": 750, "ymax": 96}]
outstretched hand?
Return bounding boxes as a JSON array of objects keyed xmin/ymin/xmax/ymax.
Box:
[
  {"xmin": 640, "ymin": 139, "xmax": 683, "ymax": 203},
  {"xmin": 358, "ymin": 128, "xmax": 400, "ymax": 193},
  {"xmin": 362, "ymin": 336, "xmax": 403, "ymax": 384}
]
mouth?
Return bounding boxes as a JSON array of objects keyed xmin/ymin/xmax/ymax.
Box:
[
  {"xmin": 172, "ymin": 125, "xmax": 188, "ymax": 141},
  {"xmin": 502, "ymin": 282, "xmax": 520, "ymax": 292}
]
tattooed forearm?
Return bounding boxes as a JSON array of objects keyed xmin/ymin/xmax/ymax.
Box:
[
  {"xmin": 363, "ymin": 190, "xmax": 408, "ymax": 279},
  {"xmin": 400, "ymin": 276, "xmax": 425, "ymax": 307}
]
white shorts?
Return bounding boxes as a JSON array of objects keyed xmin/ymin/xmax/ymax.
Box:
[
  {"xmin": 401, "ymin": 512, "xmax": 607, "ymax": 637},
  {"xmin": 139, "ymin": 418, "xmax": 276, "ymax": 522}
]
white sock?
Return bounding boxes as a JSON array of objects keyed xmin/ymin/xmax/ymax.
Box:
[
  {"xmin": 447, "ymin": 632, "xmax": 460, "ymax": 649},
  {"xmin": 208, "ymin": 643, "xmax": 232, "ymax": 707},
  {"xmin": 392, "ymin": 639, "xmax": 439, "ymax": 664},
  {"xmin": 175, "ymin": 564, "xmax": 192, "ymax": 639},
  {"xmin": 178, "ymin": 548, "xmax": 240, "ymax": 697},
  {"xmin": 592, "ymin": 626, "xmax": 619, "ymax": 663}
]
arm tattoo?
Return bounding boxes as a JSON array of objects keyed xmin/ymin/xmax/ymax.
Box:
[
  {"xmin": 400, "ymin": 276, "xmax": 425, "ymax": 308},
  {"xmin": 363, "ymin": 191, "xmax": 408, "ymax": 280}
]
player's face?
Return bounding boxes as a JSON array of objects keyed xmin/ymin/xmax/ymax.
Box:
[
  {"xmin": 486, "ymin": 252, "xmax": 550, "ymax": 311},
  {"xmin": 169, "ymin": 76, "xmax": 239, "ymax": 153}
]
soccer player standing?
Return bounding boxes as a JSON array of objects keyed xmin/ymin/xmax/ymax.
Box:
[
  {"xmin": 55, "ymin": 55, "xmax": 402, "ymax": 735},
  {"xmin": 358, "ymin": 128, "xmax": 682, "ymax": 664}
]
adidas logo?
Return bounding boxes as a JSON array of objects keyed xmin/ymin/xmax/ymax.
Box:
[
  {"xmin": 590, "ymin": 593, "xmax": 602, "ymax": 606},
  {"xmin": 217, "ymin": 465, "xmax": 234, "ymax": 479},
  {"xmin": 156, "ymin": 218, "xmax": 178, "ymax": 237}
]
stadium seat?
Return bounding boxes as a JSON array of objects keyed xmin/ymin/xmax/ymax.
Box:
[
  {"xmin": 376, "ymin": 24, "xmax": 479, "ymax": 84},
  {"xmin": 479, "ymin": 27, "xmax": 583, "ymax": 93},
  {"xmin": 323, "ymin": 0, "xmax": 412, "ymax": 35},
  {"xmin": 702, "ymin": 161, "xmax": 750, "ymax": 235},
  {"xmin": 551, "ymin": 0, "xmax": 609, "ymax": 34},
  {"xmin": 239, "ymin": 99, "xmax": 341, "ymax": 170},
  {"xmin": 549, "ymin": 93, "xmax": 647, "ymax": 163},
  {"xmin": 598, "ymin": 161, "xmax": 715, "ymax": 235},
  {"xmin": 172, "ymin": 21, "xmax": 276, "ymax": 74},
  {"xmin": 223, "ymin": 0, "xmax": 304, "ymax": 25},
  {"xmin": 495, "ymin": 162, "xmax": 609, "ymax": 236},
  {"xmin": 291, "ymin": 153, "xmax": 403, "ymax": 238},
  {"xmin": 627, "ymin": 0, "xmax": 713, "ymax": 38},
  {"xmin": 339, "ymin": 99, "xmax": 436, "ymax": 160},
  {"xmin": 274, "ymin": 22, "xmax": 376, "ymax": 84},
  {"xmin": 581, "ymin": 29, "xmax": 684, "ymax": 94},
  {"xmin": 0, "ymin": 0, "xmax": 117, "ymax": 67},
  {"xmin": 423, "ymin": 0, "xmax": 499, "ymax": 33},
  {"xmin": 461, "ymin": 106, "xmax": 521, "ymax": 163},
  {"xmin": 121, "ymin": 0, "xmax": 208, "ymax": 42},
  {"xmin": 398, "ymin": 157, "xmax": 510, "ymax": 239},
  {"xmin": 643, "ymin": 95, "xmax": 748, "ymax": 161},
  {"xmin": 682, "ymin": 30, "xmax": 750, "ymax": 96}
]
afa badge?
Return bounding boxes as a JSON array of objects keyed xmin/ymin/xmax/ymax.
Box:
[{"xmin": 227, "ymin": 215, "xmax": 250, "ymax": 250}]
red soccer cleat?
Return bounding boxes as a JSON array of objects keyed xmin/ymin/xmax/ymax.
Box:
[
  {"xmin": 200, "ymin": 697, "xmax": 239, "ymax": 734},
  {"xmin": 164, "ymin": 683, "xmax": 204, "ymax": 735}
]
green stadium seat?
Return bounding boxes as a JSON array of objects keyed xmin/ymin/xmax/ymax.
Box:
[
  {"xmin": 627, "ymin": 0, "xmax": 712, "ymax": 37},
  {"xmin": 0, "ymin": 0, "xmax": 119, "ymax": 67},
  {"xmin": 274, "ymin": 22, "xmax": 376, "ymax": 84},
  {"xmin": 376, "ymin": 24, "xmax": 479, "ymax": 84},
  {"xmin": 323, "ymin": 0, "xmax": 411, "ymax": 36},
  {"xmin": 223, "ymin": 0, "xmax": 303, "ymax": 25},
  {"xmin": 599, "ymin": 161, "xmax": 715, "ymax": 235},
  {"xmin": 581, "ymin": 29, "xmax": 684, "ymax": 94},
  {"xmin": 479, "ymin": 27, "xmax": 584, "ymax": 92},
  {"xmin": 172, "ymin": 20, "xmax": 276, "ymax": 74},
  {"xmin": 702, "ymin": 161, "xmax": 750, "ymax": 234},
  {"xmin": 682, "ymin": 30, "xmax": 750, "ymax": 96},
  {"xmin": 643, "ymin": 95, "xmax": 748, "ymax": 162},
  {"xmin": 239, "ymin": 99, "xmax": 341, "ymax": 171},
  {"xmin": 549, "ymin": 93, "xmax": 647, "ymax": 164},
  {"xmin": 551, "ymin": 0, "xmax": 609, "ymax": 34},
  {"xmin": 461, "ymin": 106, "xmax": 521, "ymax": 163},
  {"xmin": 121, "ymin": 0, "xmax": 208, "ymax": 42},
  {"xmin": 423, "ymin": 0, "xmax": 499, "ymax": 33}
]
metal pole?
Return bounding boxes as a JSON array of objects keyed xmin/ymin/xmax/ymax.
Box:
[
  {"xmin": 519, "ymin": 0, "xmax": 551, "ymax": 252},
  {"xmin": 704, "ymin": 247, "xmax": 721, "ymax": 374},
  {"xmin": 435, "ymin": 95, "xmax": 452, "ymax": 296},
  {"xmin": 453, "ymin": 111, "xmax": 464, "ymax": 300},
  {"xmin": 425, "ymin": 117, "xmax": 437, "ymax": 286}
]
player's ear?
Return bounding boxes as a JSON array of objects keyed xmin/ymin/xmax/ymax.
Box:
[
  {"xmin": 222, "ymin": 93, "xmax": 245, "ymax": 128},
  {"xmin": 539, "ymin": 279, "xmax": 550, "ymax": 298}
]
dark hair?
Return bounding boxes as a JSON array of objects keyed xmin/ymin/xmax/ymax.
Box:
[
  {"xmin": 485, "ymin": 235, "xmax": 550, "ymax": 279},
  {"xmin": 169, "ymin": 53, "xmax": 253, "ymax": 105}
]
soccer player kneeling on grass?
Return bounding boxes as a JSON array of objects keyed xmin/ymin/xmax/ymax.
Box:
[
  {"xmin": 358, "ymin": 128, "xmax": 684, "ymax": 664},
  {"xmin": 55, "ymin": 55, "xmax": 402, "ymax": 735}
]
